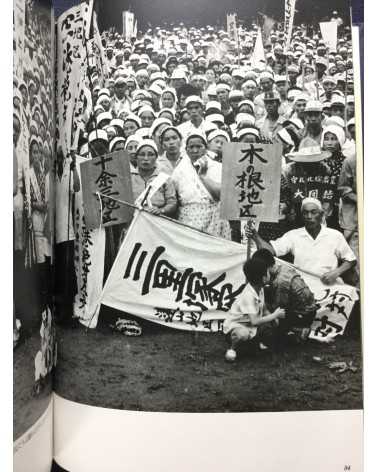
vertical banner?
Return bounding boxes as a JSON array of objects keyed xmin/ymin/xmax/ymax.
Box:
[
  {"xmin": 226, "ymin": 13, "xmax": 238, "ymax": 42},
  {"xmin": 251, "ymin": 28, "xmax": 266, "ymax": 68},
  {"xmin": 80, "ymin": 150, "xmax": 134, "ymax": 229},
  {"xmin": 123, "ymin": 11, "xmax": 135, "ymax": 40},
  {"xmin": 92, "ymin": 11, "xmax": 109, "ymax": 81},
  {"xmin": 13, "ymin": 0, "xmax": 26, "ymax": 80},
  {"xmin": 84, "ymin": 0, "xmax": 94, "ymax": 39},
  {"xmin": 73, "ymin": 156, "xmax": 105, "ymax": 328},
  {"xmin": 260, "ymin": 13, "xmax": 275, "ymax": 46},
  {"xmin": 220, "ymin": 143, "xmax": 282, "ymax": 222},
  {"xmin": 56, "ymin": 2, "xmax": 92, "ymax": 157},
  {"xmin": 284, "ymin": 0, "xmax": 297, "ymax": 52},
  {"xmin": 319, "ymin": 21, "xmax": 338, "ymax": 53}
]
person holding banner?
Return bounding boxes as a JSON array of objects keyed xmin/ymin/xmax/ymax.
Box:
[
  {"xmin": 251, "ymin": 249, "xmax": 317, "ymax": 344},
  {"xmin": 246, "ymin": 197, "xmax": 356, "ymax": 286},
  {"xmin": 171, "ymin": 131, "xmax": 231, "ymax": 239},
  {"xmin": 132, "ymin": 139, "xmax": 177, "ymax": 217}
]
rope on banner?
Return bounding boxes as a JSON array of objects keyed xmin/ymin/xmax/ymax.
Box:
[
  {"xmin": 93, "ymin": 192, "xmax": 220, "ymax": 238},
  {"xmin": 95, "ymin": 191, "xmax": 104, "ymax": 230},
  {"xmin": 93, "ymin": 192, "xmax": 330, "ymax": 282}
]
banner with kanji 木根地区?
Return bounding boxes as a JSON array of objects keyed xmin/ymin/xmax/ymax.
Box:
[{"xmin": 220, "ymin": 143, "xmax": 282, "ymax": 222}]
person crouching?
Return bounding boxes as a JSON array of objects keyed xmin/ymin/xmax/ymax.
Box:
[{"xmin": 224, "ymin": 257, "xmax": 285, "ymax": 362}]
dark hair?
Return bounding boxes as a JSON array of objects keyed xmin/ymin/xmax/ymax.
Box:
[
  {"xmin": 251, "ymin": 249, "xmax": 275, "ymax": 268},
  {"xmin": 243, "ymin": 258, "xmax": 268, "ymax": 285}
]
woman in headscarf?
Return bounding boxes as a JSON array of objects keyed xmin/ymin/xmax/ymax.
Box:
[
  {"xmin": 150, "ymin": 118, "xmax": 171, "ymax": 157},
  {"xmin": 138, "ymin": 105, "xmax": 156, "ymax": 128},
  {"xmin": 132, "ymin": 139, "xmax": 178, "ymax": 217},
  {"xmin": 321, "ymin": 125, "xmax": 347, "ymax": 229},
  {"xmin": 321, "ymin": 125, "xmax": 346, "ymax": 182},
  {"xmin": 171, "ymin": 132, "xmax": 231, "ymax": 239},
  {"xmin": 159, "ymin": 87, "xmax": 177, "ymax": 111},
  {"xmin": 125, "ymin": 135, "xmax": 140, "ymax": 171},
  {"xmin": 123, "ymin": 114, "xmax": 141, "ymax": 138},
  {"xmin": 157, "ymin": 126, "xmax": 184, "ymax": 175},
  {"xmin": 29, "ymin": 135, "xmax": 50, "ymax": 308},
  {"xmin": 207, "ymin": 129, "xmax": 230, "ymax": 163}
]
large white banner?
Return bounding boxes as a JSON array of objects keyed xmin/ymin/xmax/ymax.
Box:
[
  {"xmin": 100, "ymin": 212, "xmax": 358, "ymax": 341},
  {"xmin": 284, "ymin": 0, "xmax": 297, "ymax": 52},
  {"xmin": 319, "ymin": 21, "xmax": 338, "ymax": 53},
  {"xmin": 56, "ymin": 2, "xmax": 92, "ymax": 157}
]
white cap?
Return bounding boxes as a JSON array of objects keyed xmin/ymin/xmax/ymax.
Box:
[
  {"xmin": 88, "ymin": 129, "xmax": 108, "ymax": 143},
  {"xmin": 236, "ymin": 127, "xmax": 260, "ymax": 140},
  {"xmin": 96, "ymin": 111, "xmax": 112, "ymax": 125},
  {"xmin": 207, "ymin": 129, "xmax": 230, "ymax": 142},
  {"xmin": 305, "ymin": 100, "xmax": 323, "ymax": 112},
  {"xmin": 109, "ymin": 137, "xmax": 126, "ymax": 152},
  {"xmin": 301, "ymin": 197, "xmax": 323, "ymax": 212},
  {"xmin": 185, "ymin": 95, "xmax": 204, "ymax": 107}
]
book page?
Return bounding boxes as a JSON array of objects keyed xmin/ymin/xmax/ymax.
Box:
[
  {"xmin": 52, "ymin": 1, "xmax": 363, "ymax": 470},
  {"xmin": 13, "ymin": 0, "xmax": 56, "ymax": 469}
]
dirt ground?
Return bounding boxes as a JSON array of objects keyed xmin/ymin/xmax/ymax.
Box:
[
  {"xmin": 13, "ymin": 331, "xmax": 52, "ymax": 441},
  {"xmin": 54, "ymin": 309, "xmax": 363, "ymax": 413}
]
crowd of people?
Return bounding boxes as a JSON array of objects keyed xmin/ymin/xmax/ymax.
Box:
[
  {"xmin": 69, "ymin": 14, "xmax": 358, "ymax": 254},
  {"xmin": 13, "ymin": 0, "xmax": 54, "ymax": 385},
  {"xmin": 13, "ymin": 4, "xmax": 360, "ymax": 358}
]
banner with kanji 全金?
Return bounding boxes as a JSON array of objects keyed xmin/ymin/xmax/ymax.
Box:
[{"xmin": 80, "ymin": 150, "xmax": 134, "ymax": 229}]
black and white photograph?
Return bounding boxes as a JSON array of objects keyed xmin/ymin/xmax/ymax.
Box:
[
  {"xmin": 47, "ymin": 0, "xmax": 363, "ymax": 415},
  {"xmin": 13, "ymin": 0, "xmax": 56, "ymax": 442}
]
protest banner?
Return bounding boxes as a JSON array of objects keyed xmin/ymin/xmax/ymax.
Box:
[
  {"xmin": 284, "ymin": 0, "xmax": 297, "ymax": 52},
  {"xmin": 80, "ymin": 150, "xmax": 134, "ymax": 230},
  {"xmin": 73, "ymin": 156, "xmax": 105, "ymax": 327},
  {"xmin": 99, "ymin": 211, "xmax": 358, "ymax": 341},
  {"xmin": 90, "ymin": 11, "xmax": 109, "ymax": 82},
  {"xmin": 260, "ymin": 13, "xmax": 275, "ymax": 47},
  {"xmin": 226, "ymin": 13, "xmax": 238, "ymax": 42},
  {"xmin": 123, "ymin": 11, "xmax": 135, "ymax": 40},
  {"xmin": 220, "ymin": 143, "xmax": 282, "ymax": 222},
  {"xmin": 319, "ymin": 21, "xmax": 338, "ymax": 53},
  {"xmin": 251, "ymin": 28, "xmax": 266, "ymax": 69},
  {"xmin": 56, "ymin": 2, "xmax": 92, "ymax": 157}
]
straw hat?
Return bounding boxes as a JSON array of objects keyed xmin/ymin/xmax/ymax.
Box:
[{"xmin": 287, "ymin": 145, "xmax": 331, "ymax": 163}]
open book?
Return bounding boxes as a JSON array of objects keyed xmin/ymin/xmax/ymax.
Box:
[{"xmin": 13, "ymin": 1, "xmax": 364, "ymax": 471}]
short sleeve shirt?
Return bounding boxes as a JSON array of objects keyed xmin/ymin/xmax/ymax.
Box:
[
  {"xmin": 270, "ymin": 226, "xmax": 356, "ymax": 275},
  {"xmin": 223, "ymin": 284, "xmax": 265, "ymax": 335}
]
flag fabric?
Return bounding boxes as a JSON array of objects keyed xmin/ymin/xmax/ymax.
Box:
[
  {"xmin": 260, "ymin": 14, "xmax": 275, "ymax": 46},
  {"xmin": 226, "ymin": 14, "xmax": 238, "ymax": 42},
  {"xmin": 284, "ymin": 0, "xmax": 297, "ymax": 52},
  {"xmin": 56, "ymin": 3, "xmax": 90, "ymax": 157},
  {"xmin": 251, "ymin": 28, "xmax": 266, "ymax": 69},
  {"xmin": 84, "ymin": 0, "xmax": 94, "ymax": 40},
  {"xmin": 123, "ymin": 11, "xmax": 135, "ymax": 40},
  {"xmin": 319, "ymin": 21, "xmax": 338, "ymax": 53},
  {"xmin": 99, "ymin": 211, "xmax": 358, "ymax": 342}
]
